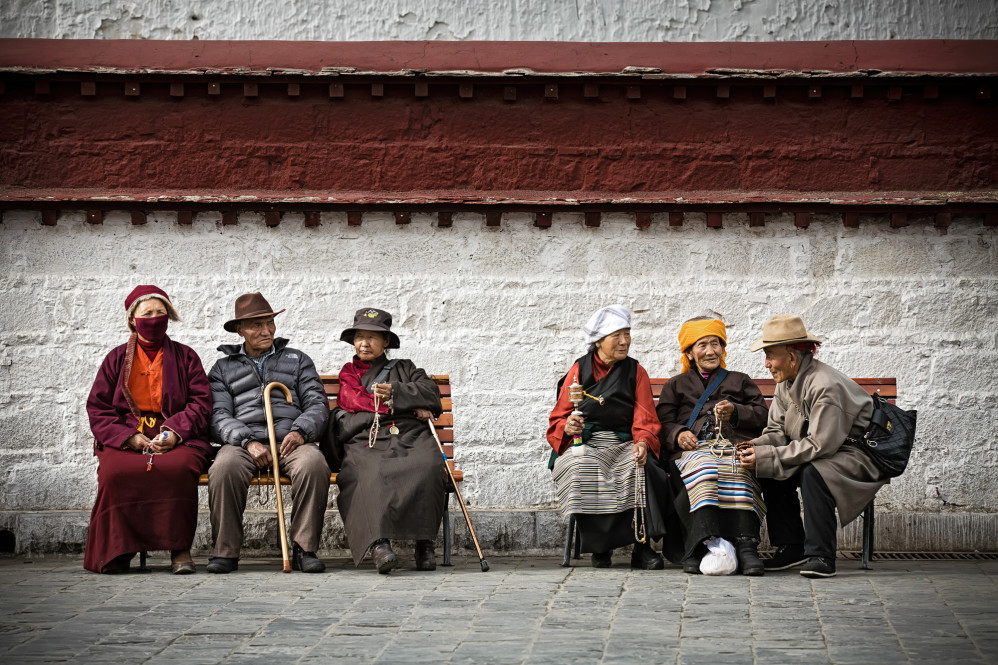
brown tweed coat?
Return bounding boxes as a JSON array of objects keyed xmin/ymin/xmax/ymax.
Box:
[{"xmin": 751, "ymin": 354, "xmax": 887, "ymax": 525}]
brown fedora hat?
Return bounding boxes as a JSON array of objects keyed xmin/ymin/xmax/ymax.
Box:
[
  {"xmin": 340, "ymin": 308, "xmax": 400, "ymax": 349},
  {"xmin": 223, "ymin": 292, "xmax": 286, "ymax": 333},
  {"xmin": 750, "ymin": 314, "xmax": 822, "ymax": 352}
]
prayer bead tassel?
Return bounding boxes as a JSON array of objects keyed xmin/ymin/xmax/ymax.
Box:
[{"xmin": 368, "ymin": 394, "xmax": 381, "ymax": 447}]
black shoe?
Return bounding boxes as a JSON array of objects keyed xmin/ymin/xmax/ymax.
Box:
[
  {"xmin": 371, "ymin": 540, "xmax": 398, "ymax": 574},
  {"xmin": 591, "ymin": 551, "xmax": 612, "ymax": 568},
  {"xmin": 800, "ymin": 556, "xmax": 837, "ymax": 578},
  {"xmin": 415, "ymin": 540, "xmax": 437, "ymax": 571},
  {"xmin": 291, "ymin": 543, "xmax": 326, "ymax": 573},
  {"xmin": 682, "ymin": 556, "xmax": 702, "ymax": 574},
  {"xmin": 103, "ymin": 553, "xmax": 135, "ymax": 574},
  {"xmin": 737, "ymin": 541, "xmax": 765, "ymax": 576},
  {"xmin": 206, "ymin": 557, "xmax": 238, "ymax": 574},
  {"xmin": 764, "ymin": 545, "xmax": 808, "ymax": 571},
  {"xmin": 630, "ymin": 542, "xmax": 665, "ymax": 570}
]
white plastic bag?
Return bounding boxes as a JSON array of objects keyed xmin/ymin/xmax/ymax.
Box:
[{"xmin": 699, "ymin": 537, "xmax": 738, "ymax": 575}]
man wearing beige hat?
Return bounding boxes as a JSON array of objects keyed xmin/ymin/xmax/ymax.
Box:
[
  {"xmin": 737, "ymin": 314, "xmax": 883, "ymax": 579},
  {"xmin": 206, "ymin": 292, "xmax": 331, "ymax": 574}
]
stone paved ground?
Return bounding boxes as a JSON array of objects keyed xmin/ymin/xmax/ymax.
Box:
[{"xmin": 1, "ymin": 555, "xmax": 996, "ymax": 665}]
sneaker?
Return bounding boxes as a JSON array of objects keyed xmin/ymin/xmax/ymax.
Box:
[
  {"xmin": 591, "ymin": 551, "xmax": 612, "ymax": 568},
  {"xmin": 206, "ymin": 557, "xmax": 238, "ymax": 574},
  {"xmin": 800, "ymin": 556, "xmax": 837, "ymax": 578},
  {"xmin": 764, "ymin": 545, "xmax": 808, "ymax": 571},
  {"xmin": 291, "ymin": 543, "xmax": 326, "ymax": 573},
  {"xmin": 630, "ymin": 542, "xmax": 665, "ymax": 570}
]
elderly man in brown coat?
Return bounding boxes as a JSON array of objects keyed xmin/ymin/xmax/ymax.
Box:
[{"xmin": 738, "ymin": 315, "xmax": 886, "ymax": 578}]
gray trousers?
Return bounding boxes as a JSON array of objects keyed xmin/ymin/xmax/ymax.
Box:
[{"xmin": 208, "ymin": 443, "xmax": 330, "ymax": 558}]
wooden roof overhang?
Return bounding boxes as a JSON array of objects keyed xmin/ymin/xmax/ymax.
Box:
[{"xmin": 1, "ymin": 39, "xmax": 996, "ymax": 229}]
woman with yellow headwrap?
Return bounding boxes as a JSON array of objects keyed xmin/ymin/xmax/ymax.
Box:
[{"xmin": 656, "ymin": 317, "xmax": 769, "ymax": 575}]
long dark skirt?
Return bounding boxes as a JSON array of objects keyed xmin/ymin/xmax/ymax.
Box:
[
  {"xmin": 336, "ymin": 417, "xmax": 448, "ymax": 566},
  {"xmin": 667, "ymin": 460, "xmax": 761, "ymax": 559},
  {"xmin": 84, "ymin": 444, "xmax": 206, "ymax": 573},
  {"xmin": 574, "ymin": 456, "xmax": 682, "ymax": 557}
]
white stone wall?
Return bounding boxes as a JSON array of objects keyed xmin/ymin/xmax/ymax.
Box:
[
  {"xmin": 2, "ymin": 0, "xmax": 996, "ymax": 41},
  {"xmin": 1, "ymin": 210, "xmax": 996, "ymax": 537}
]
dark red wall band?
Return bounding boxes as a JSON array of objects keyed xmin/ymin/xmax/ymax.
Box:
[{"xmin": 1, "ymin": 39, "xmax": 996, "ymax": 222}]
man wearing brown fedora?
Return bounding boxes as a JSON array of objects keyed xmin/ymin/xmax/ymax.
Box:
[{"xmin": 205, "ymin": 292, "xmax": 331, "ymax": 573}]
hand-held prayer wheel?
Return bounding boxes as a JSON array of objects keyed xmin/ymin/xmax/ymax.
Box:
[{"xmin": 568, "ymin": 377, "xmax": 586, "ymax": 457}]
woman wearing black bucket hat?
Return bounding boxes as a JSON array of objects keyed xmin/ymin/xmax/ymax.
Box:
[{"xmin": 332, "ymin": 308, "xmax": 447, "ymax": 573}]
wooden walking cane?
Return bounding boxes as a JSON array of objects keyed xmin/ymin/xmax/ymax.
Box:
[
  {"xmin": 426, "ymin": 419, "xmax": 489, "ymax": 572},
  {"xmin": 264, "ymin": 382, "xmax": 293, "ymax": 573}
]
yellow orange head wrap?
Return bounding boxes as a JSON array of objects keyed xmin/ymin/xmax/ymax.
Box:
[{"xmin": 678, "ymin": 319, "xmax": 727, "ymax": 374}]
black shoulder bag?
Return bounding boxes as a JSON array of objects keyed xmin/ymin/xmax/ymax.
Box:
[{"xmin": 856, "ymin": 393, "xmax": 917, "ymax": 478}]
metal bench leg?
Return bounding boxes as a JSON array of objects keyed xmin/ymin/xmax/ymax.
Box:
[
  {"xmin": 442, "ymin": 490, "xmax": 453, "ymax": 567},
  {"xmin": 136, "ymin": 551, "xmax": 150, "ymax": 573},
  {"xmin": 562, "ymin": 514, "xmax": 576, "ymax": 567},
  {"xmin": 861, "ymin": 500, "xmax": 875, "ymax": 570},
  {"xmin": 573, "ymin": 519, "xmax": 582, "ymax": 559}
]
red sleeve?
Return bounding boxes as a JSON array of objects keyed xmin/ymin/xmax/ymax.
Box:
[
  {"xmin": 335, "ymin": 361, "xmax": 368, "ymax": 413},
  {"xmin": 632, "ymin": 365, "xmax": 661, "ymax": 458},
  {"xmin": 336, "ymin": 360, "xmax": 389, "ymax": 414},
  {"xmin": 546, "ymin": 362, "xmax": 580, "ymax": 455}
]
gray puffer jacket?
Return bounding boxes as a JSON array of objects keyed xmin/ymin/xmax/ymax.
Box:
[{"xmin": 208, "ymin": 338, "xmax": 328, "ymax": 449}]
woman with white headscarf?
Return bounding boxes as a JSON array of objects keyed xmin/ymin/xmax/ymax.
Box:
[{"xmin": 546, "ymin": 305, "xmax": 672, "ymax": 569}]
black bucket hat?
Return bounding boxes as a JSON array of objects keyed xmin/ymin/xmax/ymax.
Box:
[{"xmin": 340, "ymin": 308, "xmax": 400, "ymax": 349}]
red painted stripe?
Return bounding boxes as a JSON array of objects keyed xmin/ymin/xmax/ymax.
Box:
[{"xmin": 2, "ymin": 39, "xmax": 997, "ymax": 75}]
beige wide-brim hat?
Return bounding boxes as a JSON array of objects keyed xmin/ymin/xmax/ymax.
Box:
[{"xmin": 750, "ymin": 314, "xmax": 822, "ymax": 352}]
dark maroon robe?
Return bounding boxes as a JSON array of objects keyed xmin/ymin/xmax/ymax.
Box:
[{"xmin": 84, "ymin": 335, "xmax": 213, "ymax": 573}]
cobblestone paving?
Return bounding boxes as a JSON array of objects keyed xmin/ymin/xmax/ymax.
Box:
[{"xmin": 1, "ymin": 556, "xmax": 995, "ymax": 664}]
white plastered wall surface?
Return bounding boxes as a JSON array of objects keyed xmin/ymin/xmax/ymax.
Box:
[
  {"xmin": 2, "ymin": 0, "xmax": 997, "ymax": 553},
  {"xmin": 1, "ymin": 0, "xmax": 997, "ymax": 41},
  {"xmin": 0, "ymin": 212, "xmax": 995, "ymax": 536}
]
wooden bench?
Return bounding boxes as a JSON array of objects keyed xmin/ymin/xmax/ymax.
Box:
[
  {"xmin": 187, "ymin": 374, "xmax": 463, "ymax": 565},
  {"xmin": 562, "ymin": 377, "xmax": 897, "ymax": 570}
]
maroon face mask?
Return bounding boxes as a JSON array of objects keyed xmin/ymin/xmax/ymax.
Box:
[{"xmin": 134, "ymin": 314, "xmax": 169, "ymax": 343}]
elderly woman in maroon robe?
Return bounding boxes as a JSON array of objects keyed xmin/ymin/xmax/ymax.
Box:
[
  {"xmin": 85, "ymin": 285, "xmax": 213, "ymax": 574},
  {"xmin": 332, "ymin": 308, "xmax": 447, "ymax": 574}
]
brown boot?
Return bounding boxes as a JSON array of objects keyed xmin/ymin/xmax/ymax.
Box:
[
  {"xmin": 415, "ymin": 540, "xmax": 437, "ymax": 571},
  {"xmin": 371, "ymin": 540, "xmax": 398, "ymax": 574}
]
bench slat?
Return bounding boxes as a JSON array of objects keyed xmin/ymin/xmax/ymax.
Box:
[
  {"xmin": 206, "ymin": 374, "xmax": 461, "ymax": 489},
  {"xmin": 197, "ymin": 465, "xmax": 464, "ymax": 486},
  {"xmin": 651, "ymin": 377, "xmax": 897, "ymax": 400}
]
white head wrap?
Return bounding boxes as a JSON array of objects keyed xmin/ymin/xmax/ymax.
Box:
[{"xmin": 582, "ymin": 305, "xmax": 632, "ymax": 351}]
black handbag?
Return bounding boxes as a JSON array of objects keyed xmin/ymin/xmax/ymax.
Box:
[{"xmin": 857, "ymin": 393, "xmax": 917, "ymax": 478}]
